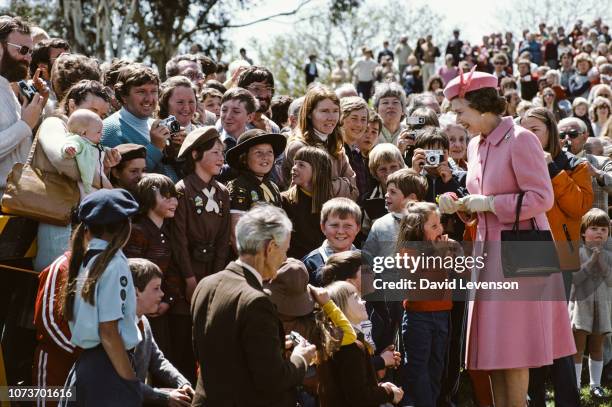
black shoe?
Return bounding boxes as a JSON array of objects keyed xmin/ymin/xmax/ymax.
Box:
[{"xmin": 589, "ymin": 386, "xmax": 606, "ymax": 399}]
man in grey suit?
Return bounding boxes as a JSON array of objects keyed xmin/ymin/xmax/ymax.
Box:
[{"xmin": 191, "ymin": 205, "xmax": 316, "ymax": 406}]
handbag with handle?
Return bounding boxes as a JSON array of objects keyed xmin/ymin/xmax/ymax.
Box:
[
  {"xmin": 1, "ymin": 127, "xmax": 79, "ymax": 226},
  {"xmin": 500, "ymin": 191, "xmax": 560, "ymax": 278}
]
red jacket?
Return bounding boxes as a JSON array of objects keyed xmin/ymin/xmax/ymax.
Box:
[{"xmin": 32, "ymin": 252, "xmax": 80, "ymax": 396}]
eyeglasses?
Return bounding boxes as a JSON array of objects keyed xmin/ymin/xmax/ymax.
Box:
[
  {"xmin": 494, "ymin": 62, "xmax": 505, "ymax": 65},
  {"xmin": 5, "ymin": 42, "xmax": 33, "ymax": 56},
  {"xmin": 559, "ymin": 129, "xmax": 581, "ymax": 139},
  {"xmin": 543, "ymin": 93, "xmax": 555, "ymax": 97},
  {"xmin": 247, "ymin": 85, "xmax": 274, "ymax": 95}
]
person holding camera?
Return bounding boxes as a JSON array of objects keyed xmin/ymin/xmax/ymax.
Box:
[
  {"xmin": 102, "ymin": 64, "xmax": 174, "ymax": 178},
  {"xmin": 156, "ymin": 76, "xmax": 200, "ymax": 181},
  {"xmin": 191, "ymin": 205, "xmax": 317, "ymax": 407},
  {"xmin": 410, "ymin": 127, "xmax": 467, "ymax": 242},
  {"xmin": 0, "ymin": 16, "xmax": 48, "ymax": 195}
]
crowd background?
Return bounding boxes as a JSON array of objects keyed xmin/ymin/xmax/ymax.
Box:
[{"xmin": 0, "ymin": 3, "xmax": 611, "ymax": 407}]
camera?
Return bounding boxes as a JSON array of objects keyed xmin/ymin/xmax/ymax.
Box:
[
  {"xmin": 17, "ymin": 80, "xmax": 37, "ymax": 103},
  {"xmin": 159, "ymin": 115, "xmax": 180, "ymax": 133},
  {"xmin": 289, "ymin": 330, "xmax": 307, "ymax": 346},
  {"xmin": 424, "ymin": 149, "xmax": 444, "ymax": 166},
  {"xmin": 405, "ymin": 116, "xmax": 425, "ymax": 126}
]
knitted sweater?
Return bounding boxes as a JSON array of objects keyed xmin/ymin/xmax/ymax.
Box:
[{"xmin": 101, "ymin": 108, "xmax": 161, "ymax": 172}]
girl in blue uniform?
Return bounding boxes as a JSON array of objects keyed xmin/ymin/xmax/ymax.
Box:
[{"xmin": 61, "ymin": 189, "xmax": 142, "ymax": 406}]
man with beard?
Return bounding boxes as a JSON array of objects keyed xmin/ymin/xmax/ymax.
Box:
[
  {"xmin": 236, "ymin": 66, "xmax": 280, "ymax": 134},
  {"xmin": 0, "ymin": 15, "xmax": 47, "ymax": 386},
  {"xmin": 0, "ymin": 15, "xmax": 46, "ymax": 195}
]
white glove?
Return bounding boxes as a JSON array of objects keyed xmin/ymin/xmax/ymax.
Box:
[
  {"xmin": 459, "ymin": 194, "xmax": 496, "ymax": 213},
  {"xmin": 437, "ymin": 193, "xmax": 462, "ymax": 214}
]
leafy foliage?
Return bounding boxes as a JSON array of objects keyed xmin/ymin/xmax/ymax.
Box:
[{"xmin": 254, "ymin": 0, "xmax": 445, "ymax": 95}]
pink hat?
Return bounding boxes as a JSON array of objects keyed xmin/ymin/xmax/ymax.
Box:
[{"xmin": 443, "ymin": 66, "xmax": 499, "ymax": 100}]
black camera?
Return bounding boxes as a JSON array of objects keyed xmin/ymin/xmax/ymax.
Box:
[
  {"xmin": 159, "ymin": 115, "xmax": 180, "ymax": 133},
  {"xmin": 17, "ymin": 80, "xmax": 37, "ymax": 103}
]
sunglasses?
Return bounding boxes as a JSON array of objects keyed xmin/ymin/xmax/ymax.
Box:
[
  {"xmin": 6, "ymin": 42, "xmax": 33, "ymax": 56},
  {"xmin": 559, "ymin": 129, "xmax": 581, "ymax": 139}
]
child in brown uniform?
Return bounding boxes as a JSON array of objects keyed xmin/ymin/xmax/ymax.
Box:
[{"xmin": 170, "ymin": 126, "xmax": 231, "ymax": 383}]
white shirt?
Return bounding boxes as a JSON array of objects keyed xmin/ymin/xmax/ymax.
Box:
[
  {"xmin": 351, "ymin": 58, "xmax": 378, "ymax": 82},
  {"xmin": 0, "ymin": 75, "xmax": 33, "ymax": 194},
  {"xmin": 236, "ymin": 259, "xmax": 263, "ymax": 287}
]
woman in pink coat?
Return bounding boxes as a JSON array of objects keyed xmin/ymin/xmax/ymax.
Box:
[{"xmin": 439, "ymin": 69, "xmax": 576, "ymax": 406}]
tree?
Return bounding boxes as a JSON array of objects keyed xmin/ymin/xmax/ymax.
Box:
[
  {"xmin": 2, "ymin": 0, "xmax": 339, "ymax": 76},
  {"xmin": 253, "ymin": 0, "xmax": 445, "ymax": 96},
  {"xmin": 496, "ymin": 0, "xmax": 611, "ymax": 34}
]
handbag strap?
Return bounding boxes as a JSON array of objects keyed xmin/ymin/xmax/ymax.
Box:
[
  {"xmin": 512, "ymin": 191, "xmax": 539, "ymax": 231},
  {"xmin": 25, "ymin": 125, "xmax": 41, "ymax": 166}
]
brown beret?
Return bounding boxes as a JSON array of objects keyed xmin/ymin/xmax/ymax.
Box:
[{"xmin": 115, "ymin": 143, "xmax": 147, "ymax": 163}]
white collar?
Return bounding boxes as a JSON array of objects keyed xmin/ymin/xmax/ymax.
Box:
[
  {"xmin": 313, "ymin": 128, "xmax": 329, "ymax": 142},
  {"xmin": 236, "ymin": 259, "xmax": 263, "ymax": 286}
]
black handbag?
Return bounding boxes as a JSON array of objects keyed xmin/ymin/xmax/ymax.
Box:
[{"xmin": 500, "ymin": 192, "xmax": 560, "ymax": 278}]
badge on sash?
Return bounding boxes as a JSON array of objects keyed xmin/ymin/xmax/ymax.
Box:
[
  {"xmin": 194, "ymin": 196, "xmax": 204, "ymax": 215},
  {"xmin": 120, "ymin": 276, "xmax": 128, "ymax": 287}
]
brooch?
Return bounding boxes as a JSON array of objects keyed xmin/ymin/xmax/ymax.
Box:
[{"xmin": 194, "ymin": 196, "xmax": 204, "ymax": 215}]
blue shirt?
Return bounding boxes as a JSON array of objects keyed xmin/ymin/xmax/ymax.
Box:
[
  {"xmin": 69, "ymin": 238, "xmax": 141, "ymax": 350},
  {"xmin": 101, "ymin": 108, "xmax": 161, "ymax": 173}
]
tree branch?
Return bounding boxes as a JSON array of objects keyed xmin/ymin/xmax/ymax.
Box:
[{"xmin": 225, "ymin": 0, "xmax": 312, "ymax": 28}]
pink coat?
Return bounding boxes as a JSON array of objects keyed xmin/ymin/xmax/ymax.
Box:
[{"xmin": 465, "ymin": 117, "xmax": 576, "ymax": 370}]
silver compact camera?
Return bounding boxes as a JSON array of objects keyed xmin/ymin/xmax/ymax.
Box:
[
  {"xmin": 159, "ymin": 115, "xmax": 180, "ymax": 133},
  {"xmin": 289, "ymin": 330, "xmax": 307, "ymax": 346},
  {"xmin": 424, "ymin": 149, "xmax": 444, "ymax": 166},
  {"xmin": 406, "ymin": 116, "xmax": 426, "ymax": 126}
]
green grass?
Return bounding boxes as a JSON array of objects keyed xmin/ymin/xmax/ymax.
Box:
[{"xmin": 453, "ymin": 369, "xmax": 611, "ymax": 406}]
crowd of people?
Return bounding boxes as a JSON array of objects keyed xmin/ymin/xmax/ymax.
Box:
[{"xmin": 0, "ymin": 11, "xmax": 611, "ymax": 407}]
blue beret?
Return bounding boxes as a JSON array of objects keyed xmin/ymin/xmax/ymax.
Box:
[{"xmin": 78, "ymin": 189, "xmax": 139, "ymax": 225}]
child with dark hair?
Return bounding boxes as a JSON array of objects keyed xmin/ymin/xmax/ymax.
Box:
[
  {"xmin": 569, "ymin": 208, "xmax": 611, "ymax": 399},
  {"xmin": 282, "ymin": 146, "xmax": 333, "ymax": 259},
  {"xmin": 129, "ymin": 258, "xmax": 195, "ymax": 406},
  {"xmin": 170, "ymin": 126, "xmax": 230, "ymax": 383},
  {"xmin": 123, "ymin": 173, "xmax": 179, "ymax": 356},
  {"xmin": 225, "ymin": 129, "xmax": 286, "ymax": 251},
  {"xmin": 411, "ymin": 127, "xmax": 467, "ymax": 241},
  {"xmin": 396, "ymin": 201, "xmax": 460, "ymax": 407},
  {"xmin": 61, "ymin": 189, "xmax": 142, "ymax": 406}
]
